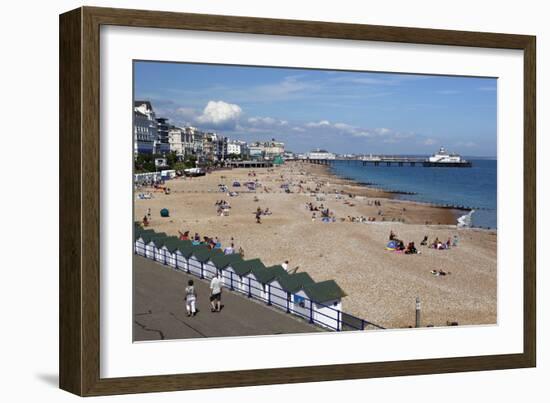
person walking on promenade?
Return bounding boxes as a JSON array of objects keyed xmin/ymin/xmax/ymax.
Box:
[
  {"xmin": 209, "ymin": 273, "xmax": 223, "ymax": 312},
  {"xmin": 185, "ymin": 279, "xmax": 197, "ymax": 317}
]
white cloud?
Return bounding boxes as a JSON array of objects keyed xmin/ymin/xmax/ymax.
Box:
[
  {"xmin": 175, "ymin": 107, "xmax": 198, "ymax": 120},
  {"xmin": 306, "ymin": 120, "xmax": 331, "ymax": 127},
  {"xmin": 196, "ymin": 100, "xmax": 242, "ymax": 128},
  {"xmin": 455, "ymin": 141, "xmax": 477, "ymax": 148},
  {"xmin": 424, "ymin": 138, "xmax": 437, "ymax": 146},
  {"xmin": 435, "ymin": 90, "xmax": 460, "ymax": 95}
]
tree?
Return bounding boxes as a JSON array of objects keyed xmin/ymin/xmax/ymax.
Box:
[{"xmin": 134, "ymin": 153, "xmax": 156, "ymax": 173}]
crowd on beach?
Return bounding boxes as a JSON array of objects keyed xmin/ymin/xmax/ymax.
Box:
[{"xmin": 386, "ymin": 230, "xmax": 460, "ymax": 276}]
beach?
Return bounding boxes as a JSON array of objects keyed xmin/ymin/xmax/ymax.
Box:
[{"xmin": 135, "ymin": 161, "xmax": 497, "ymax": 329}]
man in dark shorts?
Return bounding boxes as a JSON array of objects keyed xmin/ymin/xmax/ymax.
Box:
[{"xmin": 209, "ymin": 273, "xmax": 223, "ymax": 312}]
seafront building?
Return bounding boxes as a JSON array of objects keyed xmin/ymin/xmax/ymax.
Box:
[
  {"xmin": 168, "ymin": 128, "xmax": 184, "ymax": 157},
  {"xmin": 133, "ymin": 101, "xmax": 158, "ymax": 155},
  {"xmin": 133, "ymin": 100, "xmax": 287, "ymax": 167},
  {"xmin": 155, "ymin": 117, "xmax": 171, "ymax": 155},
  {"xmin": 307, "ymin": 148, "xmax": 336, "ymax": 160},
  {"xmin": 248, "ymin": 140, "xmax": 285, "ymax": 160},
  {"xmin": 228, "ymin": 140, "xmax": 250, "ymax": 158}
]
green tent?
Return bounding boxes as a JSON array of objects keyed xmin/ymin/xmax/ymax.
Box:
[{"xmin": 273, "ymin": 155, "xmax": 284, "ymax": 165}]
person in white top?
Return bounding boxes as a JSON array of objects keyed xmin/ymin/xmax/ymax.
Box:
[
  {"xmin": 282, "ymin": 260, "xmax": 289, "ymax": 272},
  {"xmin": 184, "ymin": 279, "xmax": 197, "ymax": 317},
  {"xmin": 209, "ymin": 273, "xmax": 223, "ymax": 312}
]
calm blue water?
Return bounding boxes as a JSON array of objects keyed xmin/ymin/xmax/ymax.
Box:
[{"xmin": 329, "ymin": 159, "xmax": 497, "ymax": 229}]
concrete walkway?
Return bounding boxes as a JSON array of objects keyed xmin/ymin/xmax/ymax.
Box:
[{"xmin": 133, "ymin": 255, "xmax": 323, "ymax": 341}]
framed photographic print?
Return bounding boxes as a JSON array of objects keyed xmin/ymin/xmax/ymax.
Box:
[{"xmin": 59, "ymin": 6, "xmax": 536, "ymax": 396}]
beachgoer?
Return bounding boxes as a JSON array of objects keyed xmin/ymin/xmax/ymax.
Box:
[
  {"xmin": 420, "ymin": 235, "xmax": 428, "ymax": 246},
  {"xmin": 452, "ymin": 235, "xmax": 459, "ymax": 247},
  {"xmin": 143, "ymin": 215, "xmax": 149, "ymax": 227},
  {"xmin": 389, "ymin": 230, "xmax": 396, "ymax": 241},
  {"xmin": 185, "ymin": 279, "xmax": 197, "ymax": 317},
  {"xmin": 224, "ymin": 243, "xmax": 235, "ymax": 255},
  {"xmin": 255, "ymin": 212, "xmax": 262, "ymax": 224},
  {"xmin": 282, "ymin": 260, "xmax": 289, "ymax": 272},
  {"xmin": 405, "ymin": 242, "xmax": 418, "ymax": 254},
  {"xmin": 209, "ymin": 273, "xmax": 223, "ymax": 312}
]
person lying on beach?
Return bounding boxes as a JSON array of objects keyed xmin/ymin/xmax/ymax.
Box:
[
  {"xmin": 431, "ymin": 269, "xmax": 450, "ymax": 276},
  {"xmin": 178, "ymin": 230, "xmax": 189, "ymax": 241}
]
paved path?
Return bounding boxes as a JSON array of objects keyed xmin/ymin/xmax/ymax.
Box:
[{"xmin": 133, "ymin": 255, "xmax": 323, "ymax": 341}]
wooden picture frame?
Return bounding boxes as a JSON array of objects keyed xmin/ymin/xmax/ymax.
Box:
[{"xmin": 59, "ymin": 6, "xmax": 536, "ymax": 396}]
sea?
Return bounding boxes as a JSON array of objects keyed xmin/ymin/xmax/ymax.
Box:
[{"xmin": 328, "ymin": 159, "xmax": 497, "ymax": 229}]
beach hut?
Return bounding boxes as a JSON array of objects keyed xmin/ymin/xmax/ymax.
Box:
[
  {"xmin": 134, "ymin": 229, "xmax": 155, "ymax": 255},
  {"xmin": 159, "ymin": 237, "xmax": 182, "ymax": 267},
  {"xmin": 265, "ymin": 273, "xmax": 292, "ymax": 312},
  {"xmin": 276, "ymin": 272, "xmax": 315, "ymax": 318},
  {"xmin": 173, "ymin": 240, "xmax": 194, "ymax": 272},
  {"xmin": 201, "ymin": 248, "xmax": 225, "ymax": 280},
  {"xmin": 245, "ymin": 266, "xmax": 268, "ymax": 302},
  {"xmin": 231, "ymin": 259, "xmax": 266, "ymax": 295},
  {"xmin": 151, "ymin": 237, "xmax": 174, "ymax": 263},
  {"xmin": 209, "ymin": 253, "xmax": 245, "ymax": 290},
  {"xmin": 139, "ymin": 232, "xmax": 168, "ymax": 259},
  {"xmin": 298, "ymin": 280, "xmax": 347, "ymax": 330},
  {"xmin": 250, "ymin": 265, "xmax": 287, "ymax": 302},
  {"xmin": 187, "ymin": 245, "xmax": 214, "ymax": 278}
]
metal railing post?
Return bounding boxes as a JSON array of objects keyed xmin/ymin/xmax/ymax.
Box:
[
  {"xmin": 247, "ymin": 278, "xmax": 252, "ymax": 298},
  {"xmin": 267, "ymin": 284, "xmax": 271, "ymax": 305},
  {"xmin": 337, "ymin": 311, "xmax": 341, "ymax": 331},
  {"xmin": 230, "ymin": 271, "xmax": 234, "ymax": 290},
  {"xmin": 415, "ymin": 297, "xmax": 421, "ymax": 328},
  {"xmin": 309, "ymin": 300, "xmax": 314, "ymax": 324},
  {"xmin": 200, "ymin": 262, "xmax": 204, "ymax": 279}
]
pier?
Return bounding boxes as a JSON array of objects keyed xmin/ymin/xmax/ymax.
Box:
[
  {"xmin": 304, "ymin": 158, "xmax": 472, "ymax": 168},
  {"xmin": 226, "ymin": 160, "xmax": 274, "ymax": 168}
]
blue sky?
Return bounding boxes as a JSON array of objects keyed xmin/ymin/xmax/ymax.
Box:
[{"xmin": 134, "ymin": 61, "xmax": 497, "ymax": 157}]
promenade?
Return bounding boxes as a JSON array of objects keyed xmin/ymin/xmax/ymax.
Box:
[{"xmin": 133, "ymin": 255, "xmax": 323, "ymax": 341}]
